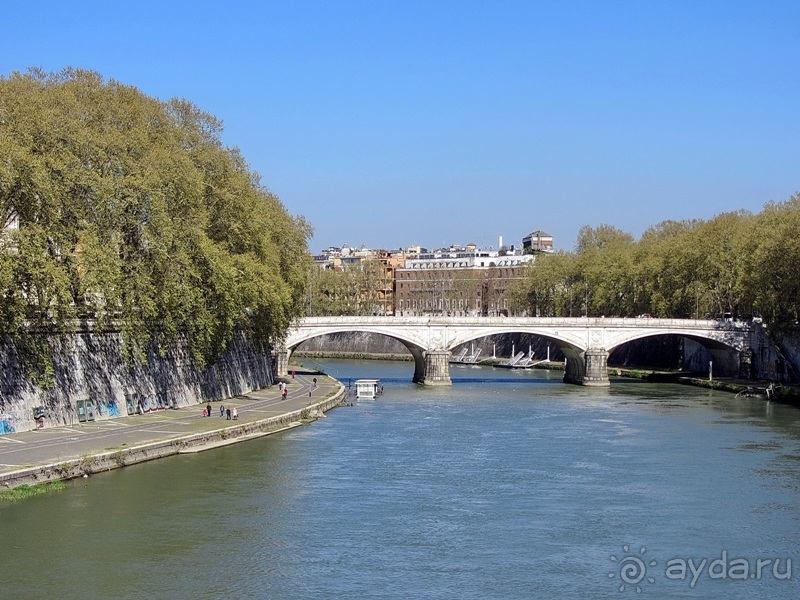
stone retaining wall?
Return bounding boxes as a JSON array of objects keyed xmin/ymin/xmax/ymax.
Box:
[{"xmin": 1, "ymin": 330, "xmax": 276, "ymax": 434}]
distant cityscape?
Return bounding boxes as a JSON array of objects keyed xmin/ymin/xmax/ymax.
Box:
[{"xmin": 311, "ymin": 231, "xmax": 554, "ymax": 317}]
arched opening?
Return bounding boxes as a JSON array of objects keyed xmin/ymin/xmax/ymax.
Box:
[
  {"xmin": 284, "ymin": 330, "xmax": 429, "ymax": 384},
  {"xmin": 608, "ymin": 333, "xmax": 744, "ymax": 378}
]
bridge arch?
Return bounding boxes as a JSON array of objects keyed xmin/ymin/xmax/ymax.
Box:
[
  {"xmin": 443, "ymin": 326, "xmax": 589, "ymax": 384},
  {"xmin": 449, "ymin": 326, "xmax": 750, "ymax": 383},
  {"xmin": 284, "ymin": 327, "xmax": 431, "ymax": 384},
  {"xmin": 604, "ymin": 330, "xmax": 748, "ymax": 378}
]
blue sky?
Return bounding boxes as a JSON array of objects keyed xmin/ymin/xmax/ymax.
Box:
[{"xmin": 2, "ymin": 1, "xmax": 798, "ymax": 252}]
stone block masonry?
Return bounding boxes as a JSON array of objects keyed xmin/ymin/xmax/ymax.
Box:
[{"xmin": 0, "ymin": 329, "xmax": 277, "ymax": 434}]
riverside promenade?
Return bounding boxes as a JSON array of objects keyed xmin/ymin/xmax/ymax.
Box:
[{"xmin": 0, "ymin": 371, "xmax": 345, "ymax": 490}]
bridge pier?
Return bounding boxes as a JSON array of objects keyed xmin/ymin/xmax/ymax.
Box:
[
  {"xmin": 416, "ymin": 350, "xmax": 452, "ymax": 386},
  {"xmin": 562, "ymin": 347, "xmax": 610, "ymax": 386},
  {"xmin": 582, "ymin": 348, "xmax": 610, "ymax": 386}
]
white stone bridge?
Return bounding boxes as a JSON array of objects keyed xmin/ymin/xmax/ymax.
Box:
[{"xmin": 281, "ymin": 316, "xmax": 760, "ymax": 386}]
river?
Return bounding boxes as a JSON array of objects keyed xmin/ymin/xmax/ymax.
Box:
[{"xmin": 2, "ymin": 360, "xmax": 799, "ymax": 599}]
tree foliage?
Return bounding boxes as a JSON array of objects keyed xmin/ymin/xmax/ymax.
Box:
[
  {"xmin": 511, "ymin": 197, "xmax": 800, "ymax": 331},
  {"xmin": 306, "ymin": 260, "xmax": 390, "ymax": 316},
  {"xmin": 0, "ymin": 68, "xmax": 312, "ymax": 375}
]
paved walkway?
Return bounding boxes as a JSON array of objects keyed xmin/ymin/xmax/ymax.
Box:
[{"xmin": 0, "ymin": 371, "xmax": 345, "ymax": 480}]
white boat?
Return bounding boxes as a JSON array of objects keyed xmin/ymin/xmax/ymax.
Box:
[{"xmin": 355, "ymin": 379, "xmax": 382, "ymax": 399}]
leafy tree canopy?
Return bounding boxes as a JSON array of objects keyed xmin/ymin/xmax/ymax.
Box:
[
  {"xmin": 512, "ymin": 196, "xmax": 800, "ymax": 330},
  {"xmin": 0, "ymin": 68, "xmax": 312, "ymax": 373}
]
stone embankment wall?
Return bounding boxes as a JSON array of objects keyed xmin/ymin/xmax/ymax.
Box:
[
  {"xmin": 0, "ymin": 331, "xmax": 275, "ymax": 434},
  {"xmin": 766, "ymin": 330, "xmax": 800, "ymax": 382},
  {"xmin": 683, "ymin": 324, "xmax": 796, "ymax": 382}
]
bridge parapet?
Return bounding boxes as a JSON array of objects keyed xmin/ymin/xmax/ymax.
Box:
[{"xmin": 297, "ymin": 315, "xmax": 744, "ymax": 329}]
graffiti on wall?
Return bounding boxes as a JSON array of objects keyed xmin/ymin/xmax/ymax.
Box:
[
  {"xmin": 97, "ymin": 400, "xmax": 121, "ymax": 417},
  {"xmin": 0, "ymin": 416, "xmax": 15, "ymax": 435}
]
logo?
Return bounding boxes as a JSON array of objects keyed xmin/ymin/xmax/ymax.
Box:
[
  {"xmin": 609, "ymin": 545, "xmax": 657, "ymax": 593},
  {"xmin": 609, "ymin": 544, "xmax": 793, "ymax": 592}
]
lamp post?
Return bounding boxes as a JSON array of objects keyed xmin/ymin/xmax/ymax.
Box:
[
  {"xmin": 696, "ymin": 283, "xmax": 700, "ymax": 320},
  {"xmin": 584, "ymin": 279, "xmax": 589, "ymax": 317},
  {"xmin": 569, "ymin": 285, "xmax": 573, "ymax": 317}
]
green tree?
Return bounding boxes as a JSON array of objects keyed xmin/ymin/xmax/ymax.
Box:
[
  {"xmin": 692, "ymin": 211, "xmax": 755, "ymax": 319},
  {"xmin": 0, "ymin": 68, "xmax": 311, "ymax": 378},
  {"xmin": 748, "ymin": 195, "xmax": 800, "ymax": 328},
  {"xmin": 637, "ymin": 219, "xmax": 706, "ymax": 318},
  {"xmin": 574, "ymin": 225, "xmax": 635, "ymax": 316}
]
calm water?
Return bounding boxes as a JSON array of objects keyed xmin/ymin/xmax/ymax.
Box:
[{"xmin": 2, "ymin": 360, "xmax": 799, "ymax": 599}]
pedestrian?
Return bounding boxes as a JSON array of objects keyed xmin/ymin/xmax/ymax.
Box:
[
  {"xmin": 220, "ymin": 405, "xmax": 225, "ymax": 417},
  {"xmin": 226, "ymin": 408, "xmax": 231, "ymax": 420},
  {"xmin": 291, "ymin": 370, "xmax": 295, "ymax": 379},
  {"xmin": 206, "ymin": 403, "xmax": 212, "ymax": 417},
  {"xmin": 312, "ymin": 377, "xmax": 317, "ymax": 387},
  {"xmin": 282, "ymin": 388, "xmax": 287, "ymax": 398},
  {"xmin": 232, "ymin": 407, "xmax": 238, "ymax": 421}
]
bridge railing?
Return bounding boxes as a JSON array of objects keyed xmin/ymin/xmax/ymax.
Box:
[{"xmin": 295, "ymin": 316, "xmax": 752, "ymax": 330}]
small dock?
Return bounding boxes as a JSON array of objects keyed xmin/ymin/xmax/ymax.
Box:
[
  {"xmin": 494, "ymin": 346, "xmax": 548, "ymax": 369},
  {"xmin": 449, "ymin": 345, "xmax": 483, "ymax": 365}
]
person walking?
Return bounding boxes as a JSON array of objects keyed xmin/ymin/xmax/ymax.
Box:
[
  {"xmin": 226, "ymin": 408, "xmax": 231, "ymax": 420},
  {"xmin": 232, "ymin": 407, "xmax": 238, "ymax": 421},
  {"xmin": 220, "ymin": 405, "xmax": 225, "ymax": 417},
  {"xmin": 206, "ymin": 403, "xmax": 212, "ymax": 417}
]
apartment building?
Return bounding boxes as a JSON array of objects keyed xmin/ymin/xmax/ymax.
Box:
[{"xmin": 394, "ymin": 245, "xmax": 534, "ymax": 317}]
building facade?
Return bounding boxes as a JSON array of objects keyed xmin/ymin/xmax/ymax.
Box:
[
  {"xmin": 311, "ymin": 233, "xmax": 551, "ymax": 317},
  {"xmin": 522, "ymin": 230, "xmax": 554, "ymax": 253},
  {"xmin": 395, "ymin": 246, "xmax": 534, "ymax": 317}
]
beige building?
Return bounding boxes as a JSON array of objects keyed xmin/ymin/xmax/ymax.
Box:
[
  {"xmin": 312, "ymin": 234, "xmax": 551, "ymax": 317},
  {"xmin": 395, "ymin": 248, "xmax": 534, "ymax": 317},
  {"xmin": 311, "ymin": 246, "xmax": 406, "ymax": 316}
]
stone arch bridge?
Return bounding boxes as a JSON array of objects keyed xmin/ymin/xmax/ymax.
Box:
[{"xmin": 281, "ymin": 316, "xmax": 760, "ymax": 386}]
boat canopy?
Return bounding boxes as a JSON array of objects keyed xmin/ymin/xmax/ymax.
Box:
[{"xmin": 355, "ymin": 379, "xmax": 382, "ymax": 399}]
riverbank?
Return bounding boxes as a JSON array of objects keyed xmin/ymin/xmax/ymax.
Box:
[
  {"xmin": 608, "ymin": 366, "xmax": 800, "ymax": 405},
  {"xmin": 0, "ymin": 371, "xmax": 345, "ymax": 493}
]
